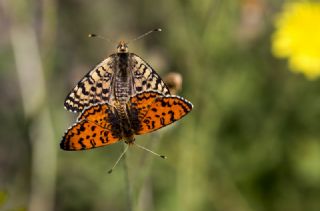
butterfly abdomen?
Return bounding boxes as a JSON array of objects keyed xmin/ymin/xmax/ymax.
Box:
[
  {"xmin": 114, "ymin": 102, "xmax": 135, "ymax": 139},
  {"xmin": 114, "ymin": 53, "xmax": 133, "ymax": 104}
]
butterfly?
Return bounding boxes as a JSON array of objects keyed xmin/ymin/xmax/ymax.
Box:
[
  {"xmin": 64, "ymin": 41, "xmax": 170, "ymax": 113},
  {"xmin": 60, "ymin": 91, "xmax": 193, "ymax": 151}
]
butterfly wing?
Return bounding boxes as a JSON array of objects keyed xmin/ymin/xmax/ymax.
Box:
[
  {"xmin": 78, "ymin": 103, "xmax": 114, "ymax": 130},
  {"xmin": 61, "ymin": 104, "xmax": 122, "ymax": 150},
  {"xmin": 130, "ymin": 54, "xmax": 170, "ymax": 96},
  {"xmin": 130, "ymin": 92, "xmax": 193, "ymax": 135},
  {"xmin": 64, "ymin": 55, "xmax": 116, "ymax": 113},
  {"xmin": 129, "ymin": 91, "xmax": 163, "ymax": 120}
]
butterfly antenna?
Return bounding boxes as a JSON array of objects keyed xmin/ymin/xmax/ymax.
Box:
[
  {"xmin": 108, "ymin": 144, "xmax": 129, "ymax": 174},
  {"xmin": 129, "ymin": 28, "xmax": 162, "ymax": 43},
  {"xmin": 133, "ymin": 142, "xmax": 167, "ymax": 159},
  {"xmin": 88, "ymin": 33, "xmax": 115, "ymax": 44}
]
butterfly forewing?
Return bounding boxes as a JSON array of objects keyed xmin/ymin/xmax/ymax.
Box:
[
  {"xmin": 131, "ymin": 54, "xmax": 170, "ymax": 95},
  {"xmin": 64, "ymin": 56, "xmax": 115, "ymax": 113},
  {"xmin": 64, "ymin": 48, "xmax": 170, "ymax": 113}
]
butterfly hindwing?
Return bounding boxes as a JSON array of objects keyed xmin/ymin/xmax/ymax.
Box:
[
  {"xmin": 61, "ymin": 91, "xmax": 193, "ymax": 150},
  {"xmin": 60, "ymin": 120, "xmax": 121, "ymax": 151},
  {"xmin": 129, "ymin": 91, "xmax": 164, "ymax": 121},
  {"xmin": 64, "ymin": 56, "xmax": 115, "ymax": 113},
  {"xmin": 61, "ymin": 103, "xmax": 122, "ymax": 151},
  {"xmin": 77, "ymin": 103, "xmax": 115, "ymax": 130},
  {"xmin": 131, "ymin": 54, "xmax": 170, "ymax": 96},
  {"xmin": 134, "ymin": 94, "xmax": 193, "ymax": 135}
]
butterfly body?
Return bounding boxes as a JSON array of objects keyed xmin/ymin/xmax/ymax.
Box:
[
  {"xmin": 61, "ymin": 91, "xmax": 193, "ymax": 151},
  {"xmin": 112, "ymin": 52, "xmax": 133, "ymax": 104},
  {"xmin": 111, "ymin": 101, "xmax": 137, "ymax": 145},
  {"xmin": 64, "ymin": 41, "xmax": 170, "ymax": 113}
]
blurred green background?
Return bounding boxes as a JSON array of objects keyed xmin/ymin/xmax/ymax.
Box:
[{"xmin": 1, "ymin": 0, "xmax": 320, "ymax": 211}]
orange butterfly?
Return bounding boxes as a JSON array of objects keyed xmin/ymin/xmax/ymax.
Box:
[{"xmin": 61, "ymin": 91, "xmax": 193, "ymax": 151}]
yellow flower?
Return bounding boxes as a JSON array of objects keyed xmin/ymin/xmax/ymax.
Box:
[{"xmin": 272, "ymin": 2, "xmax": 320, "ymax": 79}]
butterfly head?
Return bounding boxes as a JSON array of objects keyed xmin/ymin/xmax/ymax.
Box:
[
  {"xmin": 117, "ymin": 41, "xmax": 128, "ymax": 53},
  {"xmin": 124, "ymin": 136, "xmax": 135, "ymax": 145}
]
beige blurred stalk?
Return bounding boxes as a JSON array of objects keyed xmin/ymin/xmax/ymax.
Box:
[
  {"xmin": 3, "ymin": 0, "xmax": 57, "ymax": 211},
  {"xmin": 164, "ymin": 72, "xmax": 183, "ymax": 95},
  {"xmin": 12, "ymin": 27, "xmax": 56, "ymax": 211}
]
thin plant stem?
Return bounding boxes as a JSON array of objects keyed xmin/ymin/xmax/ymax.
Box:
[{"xmin": 123, "ymin": 143, "xmax": 133, "ymax": 211}]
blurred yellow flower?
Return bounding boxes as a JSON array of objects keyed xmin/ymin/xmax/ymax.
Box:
[{"xmin": 272, "ymin": 2, "xmax": 320, "ymax": 79}]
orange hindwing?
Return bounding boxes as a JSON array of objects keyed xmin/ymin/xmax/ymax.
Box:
[
  {"xmin": 134, "ymin": 94, "xmax": 193, "ymax": 135},
  {"xmin": 77, "ymin": 103, "xmax": 115, "ymax": 130},
  {"xmin": 61, "ymin": 104, "xmax": 121, "ymax": 150},
  {"xmin": 129, "ymin": 91, "xmax": 164, "ymax": 121}
]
